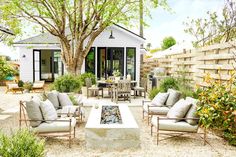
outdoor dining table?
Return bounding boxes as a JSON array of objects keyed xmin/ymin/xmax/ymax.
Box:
[{"xmin": 97, "ymin": 80, "xmax": 137, "ymax": 98}]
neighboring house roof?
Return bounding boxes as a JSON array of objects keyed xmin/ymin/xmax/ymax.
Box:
[
  {"xmin": 14, "ymin": 24, "xmax": 144, "ymax": 45},
  {"xmin": 151, "ymin": 41, "xmax": 193, "ymax": 59}
]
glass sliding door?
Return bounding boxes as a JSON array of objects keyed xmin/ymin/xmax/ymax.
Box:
[
  {"xmin": 85, "ymin": 47, "xmax": 95, "ymax": 74},
  {"xmin": 97, "ymin": 47, "xmax": 124, "ymax": 80},
  {"xmin": 126, "ymin": 47, "xmax": 136, "ymax": 80},
  {"xmin": 37, "ymin": 50, "xmax": 63, "ymax": 82},
  {"xmin": 97, "ymin": 48, "xmax": 106, "ymax": 79},
  {"xmin": 40, "ymin": 50, "xmax": 53, "ymax": 82},
  {"xmin": 107, "ymin": 48, "xmax": 124, "ymax": 77},
  {"xmin": 53, "ymin": 51, "xmax": 63, "ymax": 79}
]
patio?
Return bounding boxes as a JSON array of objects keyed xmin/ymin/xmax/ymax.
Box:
[{"xmin": 0, "ymin": 87, "xmax": 235, "ymax": 157}]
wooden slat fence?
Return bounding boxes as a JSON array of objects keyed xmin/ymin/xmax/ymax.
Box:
[{"xmin": 141, "ymin": 41, "xmax": 236, "ymax": 87}]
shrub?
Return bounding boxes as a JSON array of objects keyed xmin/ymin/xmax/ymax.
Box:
[
  {"xmin": 0, "ymin": 129, "xmax": 45, "ymax": 157},
  {"xmin": 53, "ymin": 74, "xmax": 81, "ymax": 93},
  {"xmin": 148, "ymin": 87, "xmax": 162, "ymax": 100},
  {"xmin": 159, "ymin": 77, "xmax": 179, "ymax": 92},
  {"xmin": 0, "ymin": 58, "xmax": 16, "ymax": 81},
  {"xmin": 69, "ymin": 94, "xmax": 78, "ymax": 106},
  {"xmin": 197, "ymin": 73, "xmax": 236, "ymax": 145},
  {"xmin": 78, "ymin": 73, "xmax": 96, "ymax": 86},
  {"xmin": 17, "ymin": 80, "xmax": 24, "ymax": 87}
]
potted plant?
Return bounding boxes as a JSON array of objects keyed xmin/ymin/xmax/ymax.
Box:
[
  {"xmin": 113, "ymin": 70, "xmax": 121, "ymax": 81},
  {"xmin": 23, "ymin": 81, "xmax": 33, "ymax": 93}
]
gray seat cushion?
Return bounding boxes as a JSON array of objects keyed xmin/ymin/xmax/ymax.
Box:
[
  {"xmin": 143, "ymin": 103, "xmax": 169, "ymax": 115},
  {"xmin": 166, "ymin": 89, "xmax": 181, "ymax": 107},
  {"xmin": 58, "ymin": 93, "xmax": 73, "ymax": 107},
  {"xmin": 185, "ymin": 97, "xmax": 199, "ymax": 125},
  {"xmin": 25, "ymin": 96, "xmax": 43, "ymax": 127},
  {"xmin": 151, "ymin": 116, "xmax": 198, "ymax": 132},
  {"xmin": 47, "ymin": 91, "xmax": 60, "ymax": 109},
  {"xmin": 151, "ymin": 92, "xmax": 169, "ymax": 107},
  {"xmin": 33, "ymin": 117, "xmax": 76, "ymax": 133},
  {"xmin": 40, "ymin": 99, "xmax": 57, "ymax": 123},
  {"xmin": 167, "ymin": 99, "xmax": 192, "ymax": 122}
]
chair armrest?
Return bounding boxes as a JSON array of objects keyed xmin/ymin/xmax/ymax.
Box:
[
  {"xmin": 142, "ymin": 100, "xmax": 151, "ymax": 106},
  {"xmin": 57, "ymin": 112, "xmax": 75, "ymax": 117},
  {"xmin": 20, "ymin": 117, "xmax": 74, "ymax": 122},
  {"xmin": 157, "ymin": 117, "xmax": 200, "ymax": 121}
]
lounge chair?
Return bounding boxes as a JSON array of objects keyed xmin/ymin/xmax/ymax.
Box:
[
  {"xmin": 5, "ymin": 83, "xmax": 23, "ymax": 94},
  {"xmin": 19, "ymin": 97, "xmax": 76, "ymax": 148},
  {"xmin": 150, "ymin": 97, "xmax": 207, "ymax": 145},
  {"xmin": 142, "ymin": 89, "xmax": 181, "ymax": 125},
  {"xmin": 32, "ymin": 81, "xmax": 45, "ymax": 92}
]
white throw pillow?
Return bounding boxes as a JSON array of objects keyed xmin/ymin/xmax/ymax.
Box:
[
  {"xmin": 151, "ymin": 92, "xmax": 169, "ymax": 107},
  {"xmin": 25, "ymin": 96, "xmax": 43, "ymax": 127},
  {"xmin": 47, "ymin": 91, "xmax": 60, "ymax": 109},
  {"xmin": 167, "ymin": 99, "xmax": 192, "ymax": 122},
  {"xmin": 58, "ymin": 93, "xmax": 73, "ymax": 107},
  {"xmin": 165, "ymin": 89, "xmax": 181, "ymax": 107},
  {"xmin": 40, "ymin": 99, "xmax": 57, "ymax": 123},
  {"xmin": 185, "ymin": 97, "xmax": 199, "ymax": 125}
]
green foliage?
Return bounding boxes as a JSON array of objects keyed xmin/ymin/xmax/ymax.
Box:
[
  {"xmin": 161, "ymin": 36, "xmax": 176, "ymax": 50},
  {"xmin": 112, "ymin": 70, "xmax": 121, "ymax": 77},
  {"xmin": 159, "ymin": 77, "xmax": 179, "ymax": 92},
  {"xmin": 69, "ymin": 94, "xmax": 78, "ymax": 106},
  {"xmin": 0, "ymin": 129, "xmax": 45, "ymax": 157},
  {"xmin": 175, "ymin": 69, "xmax": 195, "ymax": 98},
  {"xmin": 78, "ymin": 73, "xmax": 96, "ymax": 86},
  {"xmin": 17, "ymin": 80, "xmax": 24, "ymax": 87},
  {"xmin": 0, "ymin": 58, "xmax": 16, "ymax": 81},
  {"xmin": 184, "ymin": 0, "xmax": 236, "ymax": 47},
  {"xmin": 197, "ymin": 73, "xmax": 236, "ymax": 145},
  {"xmin": 149, "ymin": 48, "xmax": 162, "ymax": 53},
  {"xmin": 53, "ymin": 74, "xmax": 81, "ymax": 93},
  {"xmin": 23, "ymin": 82, "xmax": 33, "ymax": 91},
  {"xmin": 148, "ymin": 87, "xmax": 162, "ymax": 100}
]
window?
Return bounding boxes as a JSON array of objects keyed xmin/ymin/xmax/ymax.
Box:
[
  {"xmin": 85, "ymin": 47, "xmax": 95, "ymax": 74},
  {"xmin": 126, "ymin": 48, "xmax": 136, "ymax": 80}
]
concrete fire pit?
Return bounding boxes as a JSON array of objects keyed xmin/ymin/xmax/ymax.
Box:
[{"xmin": 85, "ymin": 103, "xmax": 140, "ymax": 150}]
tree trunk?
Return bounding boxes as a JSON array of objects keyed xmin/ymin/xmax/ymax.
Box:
[{"xmin": 60, "ymin": 41, "xmax": 84, "ymax": 75}]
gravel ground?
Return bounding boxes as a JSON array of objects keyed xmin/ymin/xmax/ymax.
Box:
[{"xmin": 0, "ymin": 86, "xmax": 235, "ymax": 157}]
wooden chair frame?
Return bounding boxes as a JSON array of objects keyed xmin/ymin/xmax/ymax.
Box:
[
  {"xmin": 133, "ymin": 78, "xmax": 147, "ymax": 99},
  {"xmin": 5, "ymin": 83, "xmax": 23, "ymax": 94},
  {"xmin": 19, "ymin": 101, "xmax": 76, "ymax": 148},
  {"xmin": 150, "ymin": 116, "xmax": 207, "ymax": 145},
  {"xmin": 142, "ymin": 100, "xmax": 167, "ymax": 125},
  {"xmin": 112, "ymin": 80, "xmax": 131, "ymax": 103}
]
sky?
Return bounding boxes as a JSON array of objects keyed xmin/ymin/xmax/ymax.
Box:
[{"xmin": 0, "ymin": 0, "xmax": 224, "ymax": 60}]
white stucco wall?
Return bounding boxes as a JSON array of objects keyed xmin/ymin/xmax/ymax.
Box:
[{"xmin": 16, "ymin": 25, "xmax": 144, "ymax": 82}]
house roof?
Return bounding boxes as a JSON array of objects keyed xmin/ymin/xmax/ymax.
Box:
[{"xmin": 14, "ymin": 24, "xmax": 145, "ymax": 45}]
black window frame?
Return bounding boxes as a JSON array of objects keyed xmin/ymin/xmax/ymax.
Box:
[{"xmin": 126, "ymin": 47, "xmax": 136, "ymax": 80}]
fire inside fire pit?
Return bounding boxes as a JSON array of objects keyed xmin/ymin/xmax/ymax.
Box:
[{"xmin": 100, "ymin": 106, "xmax": 122, "ymax": 124}]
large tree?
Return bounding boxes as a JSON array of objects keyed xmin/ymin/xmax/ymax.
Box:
[
  {"xmin": 184, "ymin": 0, "xmax": 236, "ymax": 47},
  {"xmin": 0, "ymin": 0, "xmax": 168, "ymax": 74},
  {"xmin": 161, "ymin": 36, "xmax": 176, "ymax": 50}
]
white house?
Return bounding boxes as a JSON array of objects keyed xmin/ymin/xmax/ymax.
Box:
[{"xmin": 14, "ymin": 24, "xmax": 145, "ymax": 82}]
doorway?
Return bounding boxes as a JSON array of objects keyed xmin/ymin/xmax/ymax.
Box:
[
  {"xmin": 97, "ymin": 47, "xmax": 124, "ymax": 79},
  {"xmin": 33, "ymin": 50, "xmax": 63, "ymax": 82}
]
